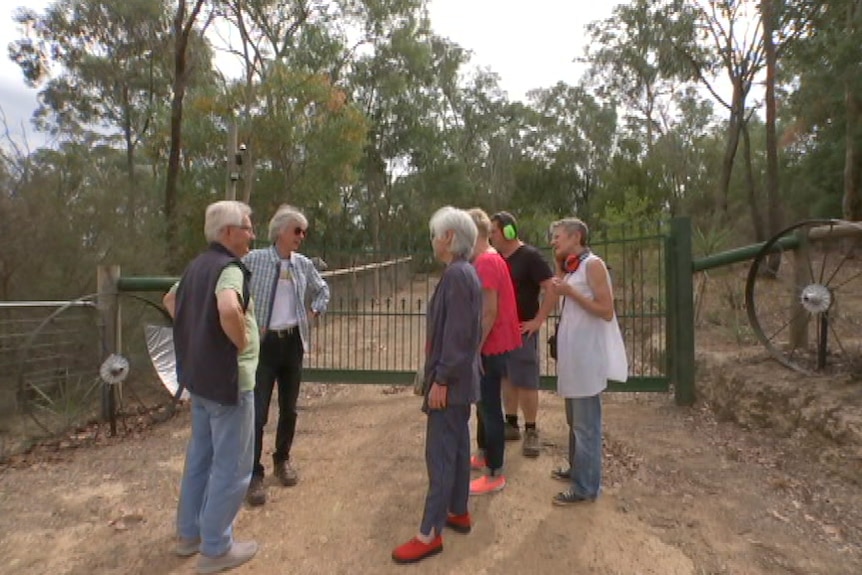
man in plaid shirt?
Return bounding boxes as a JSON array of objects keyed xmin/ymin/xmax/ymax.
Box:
[{"xmin": 242, "ymin": 205, "xmax": 329, "ymax": 506}]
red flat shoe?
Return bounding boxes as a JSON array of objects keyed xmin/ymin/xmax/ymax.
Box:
[
  {"xmin": 445, "ymin": 512, "xmax": 472, "ymax": 534},
  {"xmin": 391, "ymin": 535, "xmax": 443, "ymax": 564}
]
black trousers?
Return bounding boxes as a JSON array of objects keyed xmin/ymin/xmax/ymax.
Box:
[{"xmin": 252, "ymin": 329, "xmax": 304, "ymax": 478}]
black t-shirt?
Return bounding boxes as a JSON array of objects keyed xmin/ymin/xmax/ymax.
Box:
[{"xmin": 504, "ymin": 244, "xmax": 554, "ymax": 322}]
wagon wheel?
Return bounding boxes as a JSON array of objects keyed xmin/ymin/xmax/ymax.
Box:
[
  {"xmin": 17, "ymin": 294, "xmax": 177, "ymax": 439},
  {"xmin": 113, "ymin": 293, "xmax": 177, "ymax": 418},
  {"xmin": 745, "ymin": 219, "xmax": 862, "ymax": 374},
  {"xmin": 16, "ymin": 297, "xmax": 103, "ymax": 438}
]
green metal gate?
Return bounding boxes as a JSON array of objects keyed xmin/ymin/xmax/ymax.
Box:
[
  {"xmin": 115, "ymin": 217, "xmax": 695, "ymax": 404},
  {"xmin": 301, "ymin": 219, "xmax": 693, "ymax": 401}
]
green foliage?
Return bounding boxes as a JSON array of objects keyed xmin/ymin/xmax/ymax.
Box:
[{"xmin": 4, "ymin": 0, "xmax": 862, "ymax": 299}]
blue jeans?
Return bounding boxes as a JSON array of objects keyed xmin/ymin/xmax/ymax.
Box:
[
  {"xmin": 176, "ymin": 390, "xmax": 254, "ymax": 557},
  {"xmin": 565, "ymin": 395, "xmax": 602, "ymax": 499},
  {"xmin": 477, "ymin": 352, "xmax": 508, "ymax": 471}
]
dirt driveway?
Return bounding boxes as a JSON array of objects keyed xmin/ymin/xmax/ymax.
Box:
[{"xmin": 1, "ymin": 378, "xmax": 859, "ymax": 575}]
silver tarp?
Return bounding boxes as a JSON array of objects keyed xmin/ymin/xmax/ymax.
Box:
[{"xmin": 144, "ymin": 324, "xmax": 188, "ymax": 400}]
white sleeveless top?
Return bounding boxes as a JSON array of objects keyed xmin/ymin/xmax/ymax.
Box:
[{"xmin": 556, "ymin": 254, "xmax": 628, "ymax": 398}]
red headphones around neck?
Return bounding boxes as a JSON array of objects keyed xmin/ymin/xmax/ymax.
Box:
[{"xmin": 563, "ymin": 250, "xmax": 591, "ymax": 273}]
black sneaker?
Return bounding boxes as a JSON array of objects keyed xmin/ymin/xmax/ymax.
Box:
[
  {"xmin": 550, "ymin": 467, "xmax": 571, "ymax": 482},
  {"xmin": 246, "ymin": 476, "xmax": 266, "ymax": 506},
  {"xmin": 552, "ymin": 489, "xmax": 595, "ymax": 506}
]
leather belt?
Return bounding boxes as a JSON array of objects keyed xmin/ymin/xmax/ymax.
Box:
[{"xmin": 269, "ymin": 325, "xmax": 298, "ymax": 338}]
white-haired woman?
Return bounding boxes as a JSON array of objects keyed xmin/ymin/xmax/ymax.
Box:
[{"xmin": 392, "ymin": 207, "xmax": 483, "ymax": 564}]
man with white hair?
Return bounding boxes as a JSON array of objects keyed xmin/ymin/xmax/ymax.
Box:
[
  {"xmin": 242, "ymin": 205, "xmax": 330, "ymax": 506},
  {"xmin": 163, "ymin": 200, "xmax": 260, "ymax": 573}
]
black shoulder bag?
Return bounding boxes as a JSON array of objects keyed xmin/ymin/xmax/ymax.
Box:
[{"xmin": 548, "ymin": 298, "xmax": 565, "ymax": 361}]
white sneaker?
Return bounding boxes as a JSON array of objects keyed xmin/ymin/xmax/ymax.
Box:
[{"xmin": 197, "ymin": 540, "xmax": 259, "ymax": 574}]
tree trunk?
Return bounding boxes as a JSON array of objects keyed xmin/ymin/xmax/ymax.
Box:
[
  {"xmin": 741, "ymin": 122, "xmax": 766, "ymax": 242},
  {"xmin": 843, "ymin": 0, "xmax": 862, "ymax": 222},
  {"xmin": 763, "ymin": 0, "xmax": 782, "ymax": 236},
  {"xmin": 163, "ymin": 0, "xmax": 205, "ymax": 271},
  {"xmin": 125, "ymin": 126, "xmax": 136, "ymax": 233},
  {"xmin": 843, "ymin": 84, "xmax": 862, "ymax": 221},
  {"xmin": 717, "ymin": 81, "xmax": 744, "ymax": 218}
]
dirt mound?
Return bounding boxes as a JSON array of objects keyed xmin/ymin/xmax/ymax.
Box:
[{"xmin": 697, "ymin": 349, "xmax": 862, "ymax": 482}]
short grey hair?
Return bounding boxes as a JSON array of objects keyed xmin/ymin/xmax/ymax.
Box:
[
  {"xmin": 550, "ymin": 217, "xmax": 589, "ymax": 246},
  {"xmin": 268, "ymin": 204, "xmax": 308, "ymax": 242},
  {"xmin": 429, "ymin": 206, "xmax": 478, "ymax": 260},
  {"xmin": 204, "ymin": 201, "xmax": 252, "ymax": 242}
]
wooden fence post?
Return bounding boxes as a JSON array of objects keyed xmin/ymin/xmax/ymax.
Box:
[
  {"xmin": 97, "ymin": 266, "xmax": 121, "ymax": 356},
  {"xmin": 97, "ymin": 265, "xmax": 121, "ymax": 434}
]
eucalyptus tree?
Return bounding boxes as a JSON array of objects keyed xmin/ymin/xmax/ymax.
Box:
[
  {"xmin": 8, "ymin": 0, "xmax": 215, "ymax": 264},
  {"xmin": 524, "ymin": 82, "xmax": 617, "ymax": 221},
  {"xmin": 211, "ymin": 0, "xmax": 370, "ymax": 236},
  {"xmin": 783, "ymin": 0, "xmax": 862, "ymax": 221},
  {"xmin": 9, "ymin": 0, "xmax": 176, "ymax": 229},
  {"xmin": 345, "ymin": 5, "xmax": 470, "ymax": 247},
  {"xmin": 163, "ymin": 0, "xmax": 210, "ymax": 268},
  {"xmin": 582, "ymin": 0, "xmax": 686, "ymax": 152}
]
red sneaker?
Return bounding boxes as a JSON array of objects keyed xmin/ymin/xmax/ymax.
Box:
[
  {"xmin": 391, "ymin": 535, "xmax": 443, "ymax": 564},
  {"xmin": 470, "ymin": 474, "xmax": 506, "ymax": 496},
  {"xmin": 470, "ymin": 454, "xmax": 486, "ymax": 470},
  {"xmin": 445, "ymin": 512, "xmax": 472, "ymax": 534}
]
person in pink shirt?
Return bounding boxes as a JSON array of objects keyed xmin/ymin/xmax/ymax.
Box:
[{"xmin": 467, "ymin": 208, "xmax": 522, "ymax": 495}]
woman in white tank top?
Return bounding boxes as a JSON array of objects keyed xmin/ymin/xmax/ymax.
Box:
[{"xmin": 547, "ymin": 218, "xmax": 627, "ymax": 505}]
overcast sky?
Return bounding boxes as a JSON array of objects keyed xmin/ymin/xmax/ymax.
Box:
[{"xmin": 0, "ymin": 0, "xmax": 617, "ymax": 148}]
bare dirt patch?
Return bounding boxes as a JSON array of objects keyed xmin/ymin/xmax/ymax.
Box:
[
  {"xmin": 1, "ymin": 381, "xmax": 860, "ymax": 575},
  {"xmin": 2, "ymin": 262, "xmax": 862, "ymax": 574}
]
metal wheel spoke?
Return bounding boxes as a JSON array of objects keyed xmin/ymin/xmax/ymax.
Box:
[
  {"xmin": 818, "ymin": 237, "xmax": 830, "ymax": 285},
  {"xmin": 831, "ymin": 269, "xmax": 862, "ymax": 292},
  {"xmin": 28, "ymin": 384, "xmax": 55, "ymax": 406},
  {"xmin": 804, "ymin": 242, "xmax": 817, "ymax": 285},
  {"xmin": 827, "ymin": 321, "xmax": 847, "ymax": 357},
  {"xmin": 823, "ymin": 248, "xmax": 854, "ymax": 288},
  {"xmin": 766, "ymin": 306, "xmax": 810, "ymax": 345}
]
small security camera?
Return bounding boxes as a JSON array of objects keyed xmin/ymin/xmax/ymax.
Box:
[{"xmin": 238, "ymin": 143, "xmax": 247, "ymax": 152}]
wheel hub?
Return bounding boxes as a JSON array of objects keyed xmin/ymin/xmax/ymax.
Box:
[
  {"xmin": 99, "ymin": 354, "xmax": 130, "ymax": 385},
  {"xmin": 799, "ymin": 284, "xmax": 832, "ymax": 314}
]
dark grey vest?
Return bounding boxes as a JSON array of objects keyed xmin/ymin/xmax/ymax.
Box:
[{"xmin": 174, "ymin": 243, "xmax": 251, "ymax": 405}]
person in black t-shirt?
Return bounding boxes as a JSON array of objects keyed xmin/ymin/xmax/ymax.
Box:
[{"xmin": 489, "ymin": 211, "xmax": 556, "ymax": 458}]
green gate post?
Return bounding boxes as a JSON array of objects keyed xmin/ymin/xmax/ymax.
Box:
[
  {"xmin": 670, "ymin": 217, "xmax": 696, "ymax": 406},
  {"xmin": 665, "ymin": 230, "xmax": 676, "ymax": 396}
]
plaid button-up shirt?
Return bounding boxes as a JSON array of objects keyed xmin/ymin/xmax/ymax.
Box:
[{"xmin": 242, "ymin": 245, "xmax": 330, "ymax": 352}]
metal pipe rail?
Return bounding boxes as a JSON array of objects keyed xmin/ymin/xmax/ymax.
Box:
[{"xmin": 692, "ymin": 236, "xmax": 800, "ymax": 272}]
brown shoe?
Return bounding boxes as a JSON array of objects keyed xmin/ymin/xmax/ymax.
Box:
[
  {"xmin": 274, "ymin": 459, "xmax": 298, "ymax": 486},
  {"xmin": 246, "ymin": 475, "xmax": 266, "ymax": 506},
  {"xmin": 522, "ymin": 428, "xmax": 540, "ymax": 457},
  {"xmin": 504, "ymin": 423, "xmax": 521, "ymax": 441}
]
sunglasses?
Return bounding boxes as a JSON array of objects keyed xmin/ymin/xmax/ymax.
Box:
[{"xmin": 294, "ymin": 227, "xmax": 307, "ymax": 237}]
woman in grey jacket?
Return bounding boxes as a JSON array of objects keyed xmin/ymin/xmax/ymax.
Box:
[{"xmin": 392, "ymin": 207, "xmax": 482, "ymax": 564}]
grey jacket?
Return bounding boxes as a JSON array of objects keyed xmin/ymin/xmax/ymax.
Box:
[{"xmin": 423, "ymin": 258, "xmax": 482, "ymax": 407}]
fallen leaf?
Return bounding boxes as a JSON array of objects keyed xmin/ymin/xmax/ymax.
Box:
[{"xmin": 770, "ymin": 509, "xmax": 789, "ymax": 523}]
